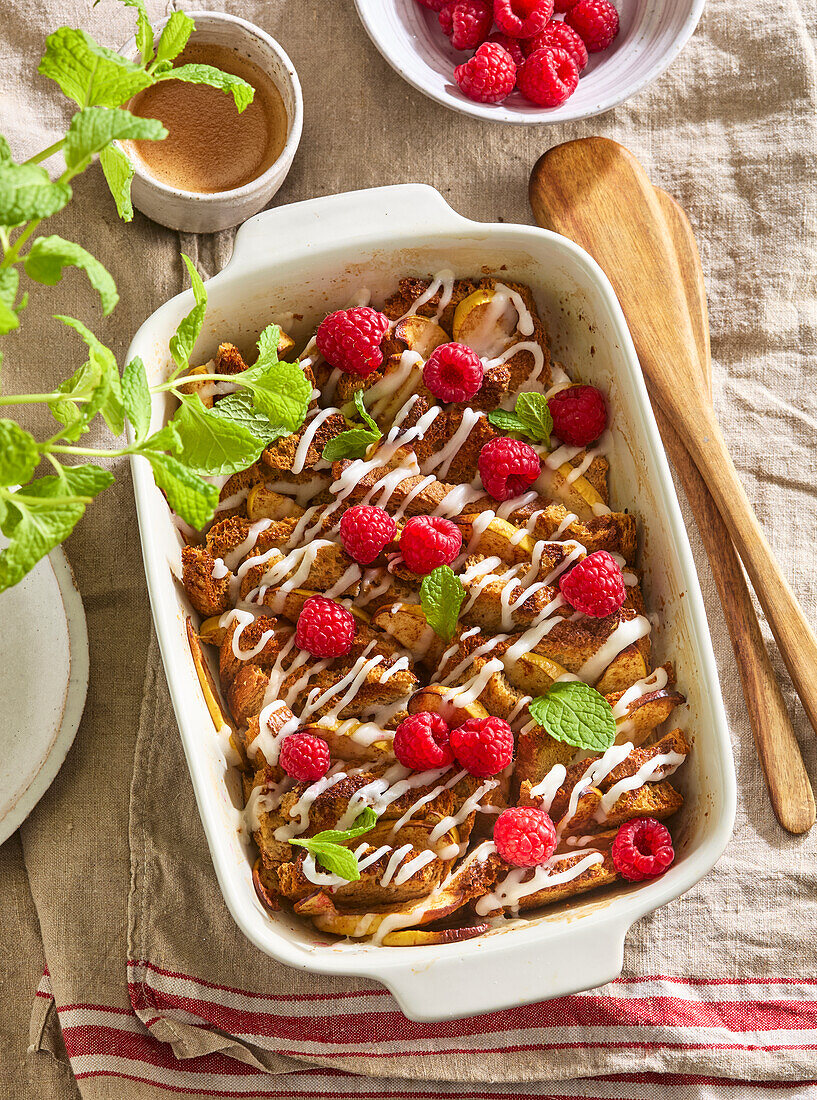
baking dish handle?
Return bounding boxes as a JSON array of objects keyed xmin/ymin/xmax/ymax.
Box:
[
  {"xmin": 225, "ymin": 185, "xmax": 468, "ymax": 272},
  {"xmin": 375, "ymin": 915, "xmax": 630, "ymax": 1022}
]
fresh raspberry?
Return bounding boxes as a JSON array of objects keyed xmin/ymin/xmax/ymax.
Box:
[
  {"xmin": 553, "ymin": 0, "xmax": 577, "ymax": 10},
  {"xmin": 486, "ymin": 31, "xmax": 526, "ymax": 66},
  {"xmin": 450, "ymin": 716, "xmax": 514, "ymax": 777},
  {"xmin": 493, "ymin": 806, "xmax": 557, "ymax": 866},
  {"xmin": 279, "ymin": 732, "xmax": 331, "ymax": 781},
  {"xmin": 524, "ymin": 20, "xmax": 588, "ymax": 70},
  {"xmin": 559, "ymin": 550, "xmax": 626, "ymax": 617},
  {"xmin": 517, "ymin": 46, "xmax": 579, "ymax": 106},
  {"xmin": 454, "ymin": 42, "xmax": 517, "ymax": 104},
  {"xmin": 439, "ymin": 0, "xmax": 492, "ymax": 50},
  {"xmin": 316, "ymin": 307, "xmax": 389, "ymax": 378},
  {"xmin": 565, "ymin": 0, "xmax": 620, "ymax": 52},
  {"xmin": 612, "ymin": 817, "xmax": 675, "ymax": 882},
  {"xmin": 340, "ymin": 504, "xmax": 396, "ymax": 565},
  {"xmin": 478, "ymin": 437, "xmax": 541, "ymax": 501},
  {"xmin": 414, "ymin": 0, "xmax": 448, "ymax": 10},
  {"xmin": 548, "ymin": 384, "xmax": 607, "ymax": 445},
  {"xmin": 393, "ymin": 712, "xmax": 454, "ymax": 771},
  {"xmin": 400, "ymin": 515, "xmax": 462, "ymax": 575},
  {"xmin": 423, "ymin": 342, "xmax": 485, "ymax": 402},
  {"xmin": 493, "ymin": 0, "xmax": 554, "ymax": 39},
  {"xmin": 295, "ymin": 595, "xmax": 356, "ymax": 658}
]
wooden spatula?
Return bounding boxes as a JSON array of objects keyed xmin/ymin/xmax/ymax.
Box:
[
  {"xmin": 652, "ymin": 189, "xmax": 814, "ymax": 834},
  {"xmin": 530, "ymin": 137, "xmax": 815, "ymax": 833}
]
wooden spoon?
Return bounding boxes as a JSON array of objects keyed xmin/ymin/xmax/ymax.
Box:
[
  {"xmin": 530, "ymin": 137, "xmax": 815, "ymax": 833},
  {"xmin": 652, "ymin": 189, "xmax": 814, "ymax": 834}
]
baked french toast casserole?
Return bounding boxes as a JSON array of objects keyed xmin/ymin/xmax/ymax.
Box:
[{"xmin": 177, "ymin": 272, "xmax": 690, "ymax": 946}]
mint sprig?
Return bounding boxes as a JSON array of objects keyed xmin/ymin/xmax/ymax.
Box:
[
  {"xmin": 528, "ymin": 681, "xmax": 615, "ymax": 753},
  {"xmin": 322, "ymin": 389, "xmax": 381, "ymax": 462},
  {"xmin": 488, "ymin": 391, "xmax": 552, "ymax": 446},
  {"xmin": 289, "ymin": 807, "xmax": 378, "ymax": 881},
  {"xmin": 420, "ymin": 565, "xmax": 466, "ymax": 643}
]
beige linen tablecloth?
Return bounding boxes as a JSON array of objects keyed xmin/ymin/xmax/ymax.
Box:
[{"xmin": 1, "ymin": 1, "xmax": 817, "ymax": 1098}]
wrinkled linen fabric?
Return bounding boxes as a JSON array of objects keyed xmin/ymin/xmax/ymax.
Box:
[{"xmin": 0, "ymin": 0, "xmax": 816, "ymax": 1097}]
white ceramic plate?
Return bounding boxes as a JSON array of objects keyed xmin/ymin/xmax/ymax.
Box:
[
  {"xmin": 354, "ymin": 0, "xmax": 706, "ymax": 125},
  {"xmin": 0, "ymin": 543, "xmax": 88, "ymax": 845},
  {"xmin": 127, "ymin": 185, "xmax": 736, "ymax": 1021}
]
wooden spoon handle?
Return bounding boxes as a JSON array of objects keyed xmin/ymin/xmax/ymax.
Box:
[
  {"xmin": 677, "ymin": 407, "xmax": 817, "ymax": 740},
  {"xmin": 652, "ymin": 190, "xmax": 814, "ymax": 833},
  {"xmin": 655, "ymin": 413, "xmax": 815, "ymax": 832}
]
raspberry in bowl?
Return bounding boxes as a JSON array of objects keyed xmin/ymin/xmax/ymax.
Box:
[{"xmin": 353, "ymin": 0, "xmax": 706, "ymax": 124}]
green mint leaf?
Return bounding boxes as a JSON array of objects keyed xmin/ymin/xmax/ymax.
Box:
[
  {"xmin": 23, "ymin": 463, "xmax": 114, "ymax": 501},
  {"xmin": 170, "ymin": 254, "xmax": 207, "ymax": 372},
  {"xmin": 99, "ymin": 144, "xmax": 135, "ymax": 222},
  {"xmin": 155, "ymin": 11, "xmax": 194, "ymax": 64},
  {"xmin": 296, "ymin": 808, "xmax": 379, "ymax": 847},
  {"xmin": 528, "ymin": 681, "xmax": 616, "ymax": 753},
  {"xmin": 0, "ymin": 135, "xmax": 12, "ymax": 166},
  {"xmin": 121, "ymin": 356, "xmax": 152, "ymax": 443},
  {"xmin": 0, "ymin": 270, "xmax": 24, "ymax": 333},
  {"xmin": 487, "ymin": 409, "xmax": 527, "ymax": 434},
  {"xmin": 64, "ymin": 107, "xmax": 166, "ymax": 171},
  {"xmin": 141, "ymin": 451, "xmax": 219, "ymax": 529},
  {"xmin": 0, "ymin": 298, "xmax": 18, "ymax": 335},
  {"xmin": 290, "ymin": 808, "xmax": 379, "ymax": 882},
  {"xmin": 242, "ymin": 361, "xmax": 311, "ymax": 434},
  {"xmin": 168, "ymin": 394, "xmax": 265, "ymax": 476},
  {"xmin": 0, "ymin": 420, "xmax": 39, "ymax": 486},
  {"xmin": 25, "ymin": 235, "xmax": 118, "ymax": 315},
  {"xmin": 0, "ymin": 494, "xmax": 86, "ymax": 593},
  {"xmin": 321, "ymin": 428, "xmax": 379, "ymax": 462},
  {"xmin": 209, "ymin": 392, "xmax": 290, "ymax": 445},
  {"xmin": 38, "ymin": 27, "xmax": 153, "ymax": 108},
  {"xmin": 117, "ymin": 0, "xmax": 155, "ymax": 65},
  {"xmin": 255, "ymin": 324, "xmax": 281, "ymax": 366},
  {"xmin": 141, "ymin": 420, "xmax": 181, "ymax": 454},
  {"xmin": 420, "ymin": 565, "xmax": 465, "ymax": 643},
  {"xmin": 57, "ymin": 316, "xmax": 125, "ymax": 435},
  {"xmin": 0, "ymin": 162, "xmax": 71, "ymax": 228},
  {"xmin": 156, "ymin": 63, "xmax": 254, "ymax": 112},
  {"xmin": 515, "ymin": 392, "xmax": 553, "ymax": 446},
  {"xmin": 48, "ymin": 359, "xmax": 102, "ymax": 439},
  {"xmin": 352, "ymin": 389, "xmax": 380, "ymax": 435}
]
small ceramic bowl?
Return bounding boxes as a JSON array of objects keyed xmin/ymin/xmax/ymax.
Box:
[
  {"xmin": 117, "ymin": 11, "xmax": 303, "ymax": 233},
  {"xmin": 354, "ymin": 0, "xmax": 706, "ymax": 125}
]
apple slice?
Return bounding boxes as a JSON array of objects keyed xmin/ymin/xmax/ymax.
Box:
[
  {"xmin": 452, "ymin": 289, "xmax": 518, "ymax": 358},
  {"xmin": 394, "ymin": 314, "xmax": 449, "ymax": 357}
]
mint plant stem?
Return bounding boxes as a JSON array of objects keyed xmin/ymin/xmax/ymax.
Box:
[{"xmin": 23, "ymin": 138, "xmax": 66, "ymax": 166}]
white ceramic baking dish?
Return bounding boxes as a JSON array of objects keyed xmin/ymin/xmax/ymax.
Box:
[{"xmin": 127, "ymin": 184, "xmax": 736, "ymax": 1022}]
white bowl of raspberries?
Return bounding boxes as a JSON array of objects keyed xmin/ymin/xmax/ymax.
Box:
[{"xmin": 354, "ymin": 0, "xmax": 706, "ymax": 123}]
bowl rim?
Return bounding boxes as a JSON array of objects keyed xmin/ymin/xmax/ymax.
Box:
[
  {"xmin": 353, "ymin": 0, "xmax": 708, "ymax": 125},
  {"xmin": 116, "ymin": 9, "xmax": 304, "ymax": 203},
  {"xmin": 126, "ymin": 184, "xmax": 736, "ymax": 1019}
]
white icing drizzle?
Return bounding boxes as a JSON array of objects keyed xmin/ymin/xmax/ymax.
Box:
[
  {"xmin": 577, "ymin": 615, "xmax": 652, "ymax": 684},
  {"xmin": 475, "ymin": 851, "xmax": 604, "ymax": 916}
]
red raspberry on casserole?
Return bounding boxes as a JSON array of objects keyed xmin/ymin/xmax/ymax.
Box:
[
  {"xmin": 493, "ymin": 0, "xmax": 554, "ymax": 39},
  {"xmin": 439, "ymin": 0, "xmax": 493, "ymax": 50},
  {"xmin": 340, "ymin": 504, "xmax": 396, "ymax": 565},
  {"xmin": 517, "ymin": 46, "xmax": 579, "ymax": 106},
  {"xmin": 612, "ymin": 817, "xmax": 675, "ymax": 881},
  {"xmin": 478, "ymin": 437, "xmax": 541, "ymax": 501},
  {"xmin": 524, "ymin": 20, "xmax": 588, "ymax": 71},
  {"xmin": 393, "ymin": 712, "xmax": 454, "ymax": 770},
  {"xmin": 486, "ymin": 31, "xmax": 526, "ymax": 66},
  {"xmin": 455, "ymin": 42, "xmax": 517, "ymax": 104},
  {"xmin": 423, "ymin": 341, "xmax": 485, "ymax": 401},
  {"xmin": 295, "ymin": 595, "xmax": 356, "ymax": 658},
  {"xmin": 279, "ymin": 732, "xmax": 331, "ymax": 781},
  {"xmin": 450, "ymin": 716, "xmax": 514, "ymax": 777},
  {"xmin": 400, "ymin": 515, "xmax": 463, "ymax": 575},
  {"xmin": 494, "ymin": 806, "xmax": 557, "ymax": 866},
  {"xmin": 414, "ymin": 0, "xmax": 448, "ymax": 10},
  {"xmin": 316, "ymin": 307, "xmax": 390, "ymax": 377},
  {"xmin": 559, "ymin": 550, "xmax": 626, "ymax": 617},
  {"xmin": 547, "ymin": 383, "xmax": 607, "ymax": 445},
  {"xmin": 553, "ymin": 0, "xmax": 578, "ymax": 10},
  {"xmin": 565, "ymin": 0, "xmax": 620, "ymax": 52}
]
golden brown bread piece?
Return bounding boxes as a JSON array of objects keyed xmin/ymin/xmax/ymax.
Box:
[{"xmin": 181, "ymin": 545, "xmax": 230, "ymax": 616}]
